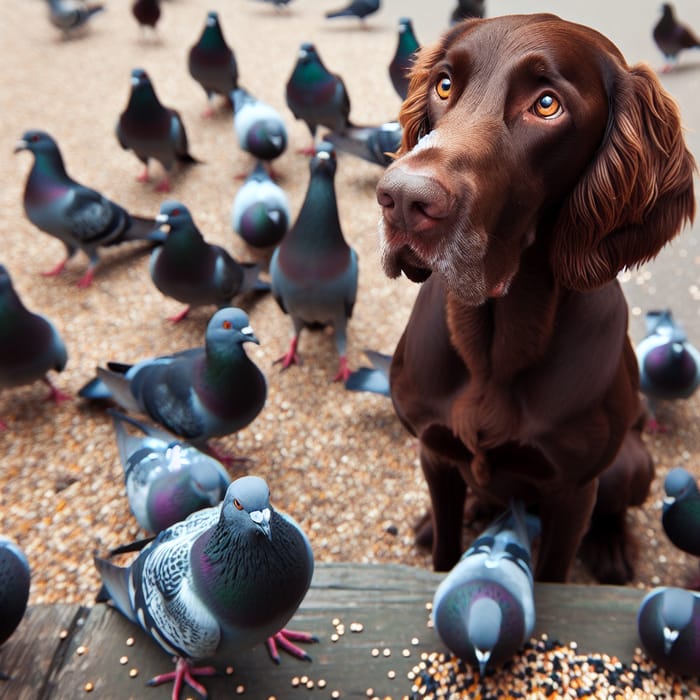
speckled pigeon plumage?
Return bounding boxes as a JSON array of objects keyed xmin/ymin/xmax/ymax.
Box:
[
  {"xmin": 46, "ymin": 0, "xmax": 104, "ymax": 37},
  {"xmin": 0, "ymin": 536, "xmax": 30, "ymax": 679},
  {"xmin": 231, "ymin": 162, "xmax": 290, "ymax": 251},
  {"xmin": 15, "ymin": 130, "xmax": 164, "ymax": 288},
  {"xmin": 117, "ymin": 68, "xmax": 199, "ymax": 193},
  {"xmin": 637, "ymin": 586, "xmax": 700, "ymax": 677},
  {"xmin": 325, "ymin": 0, "xmax": 380, "ymax": 21},
  {"xmin": 285, "ymin": 43, "xmax": 352, "ymax": 154},
  {"xmin": 432, "ymin": 500, "xmax": 537, "ymax": 675},
  {"xmin": 345, "ymin": 349, "xmax": 391, "ymax": 396},
  {"xmin": 94, "ymin": 475, "xmax": 315, "ymax": 699},
  {"xmin": 450, "ymin": 0, "xmax": 486, "ymax": 25},
  {"xmin": 635, "ymin": 309, "xmax": 700, "ymax": 432},
  {"xmin": 78, "ymin": 307, "xmax": 267, "ymax": 456},
  {"xmin": 270, "ymin": 142, "xmax": 358, "ymax": 382},
  {"xmin": 111, "ymin": 410, "xmax": 231, "ymax": 534},
  {"xmin": 150, "ymin": 200, "xmax": 269, "ymax": 323},
  {"xmin": 232, "ymin": 87, "xmax": 288, "ymax": 174},
  {"xmin": 662, "ymin": 467, "xmax": 700, "ymax": 559},
  {"xmin": 653, "ymin": 3, "xmax": 700, "ymax": 72},
  {"xmin": 0, "ymin": 264, "xmax": 68, "ymax": 428},
  {"xmin": 325, "ymin": 121, "xmax": 401, "ymax": 167},
  {"xmin": 188, "ymin": 11, "xmax": 238, "ymax": 117},
  {"xmin": 389, "ymin": 17, "xmax": 419, "ymax": 100}
]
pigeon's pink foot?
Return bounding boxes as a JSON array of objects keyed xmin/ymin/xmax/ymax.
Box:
[
  {"xmin": 147, "ymin": 657, "xmax": 217, "ymax": 699},
  {"xmin": 137, "ymin": 166, "xmax": 150, "ymax": 183},
  {"xmin": 645, "ymin": 417, "xmax": 670, "ymax": 434},
  {"xmin": 274, "ymin": 338, "xmax": 301, "ymax": 371},
  {"xmin": 155, "ymin": 176, "xmax": 172, "ymax": 193},
  {"xmin": 44, "ymin": 378, "xmax": 70, "ymax": 405},
  {"xmin": 201, "ymin": 105, "xmax": 215, "ymax": 118},
  {"xmin": 296, "ymin": 142, "xmax": 317, "ymax": 156},
  {"xmin": 333, "ymin": 356, "xmax": 351, "ymax": 383},
  {"xmin": 167, "ymin": 306, "xmax": 191, "ymax": 323},
  {"xmin": 266, "ymin": 628, "xmax": 318, "ymax": 664},
  {"xmin": 41, "ymin": 258, "xmax": 68, "ymax": 278},
  {"xmin": 76, "ymin": 267, "xmax": 96, "ymax": 288}
]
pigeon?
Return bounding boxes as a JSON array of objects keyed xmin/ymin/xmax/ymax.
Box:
[
  {"xmin": 432, "ymin": 500, "xmax": 537, "ymax": 675},
  {"xmin": 653, "ymin": 3, "xmax": 700, "ymax": 73},
  {"xmin": 0, "ymin": 264, "xmax": 68, "ymax": 428},
  {"xmin": 450, "ymin": 0, "xmax": 486, "ymax": 25},
  {"xmin": 117, "ymin": 68, "xmax": 199, "ymax": 193},
  {"xmin": 325, "ymin": 0, "xmax": 380, "ymax": 22},
  {"xmin": 285, "ymin": 43, "xmax": 352, "ymax": 155},
  {"xmin": 188, "ymin": 11, "xmax": 238, "ymax": 117},
  {"xmin": 662, "ymin": 467, "xmax": 700, "ymax": 558},
  {"xmin": 256, "ymin": 0, "xmax": 294, "ymax": 7},
  {"xmin": 94, "ymin": 475, "xmax": 315, "ymax": 699},
  {"xmin": 635, "ymin": 309, "xmax": 700, "ymax": 432},
  {"xmin": 46, "ymin": 0, "xmax": 104, "ymax": 37},
  {"xmin": 389, "ymin": 17, "xmax": 419, "ymax": 100},
  {"xmin": 110, "ymin": 410, "xmax": 231, "ymax": 534},
  {"xmin": 150, "ymin": 200, "xmax": 269, "ymax": 323},
  {"xmin": 345, "ymin": 349, "xmax": 391, "ymax": 396},
  {"xmin": 324, "ymin": 121, "xmax": 401, "ymax": 167},
  {"xmin": 270, "ymin": 142, "xmax": 358, "ymax": 382},
  {"xmin": 637, "ymin": 586, "xmax": 700, "ymax": 677},
  {"xmin": 132, "ymin": 0, "xmax": 161, "ymax": 34},
  {"xmin": 231, "ymin": 162, "xmax": 290, "ymax": 252},
  {"xmin": 78, "ymin": 307, "xmax": 267, "ymax": 460},
  {"xmin": 15, "ymin": 129, "xmax": 164, "ymax": 288},
  {"xmin": 0, "ymin": 537, "xmax": 31, "ymax": 680},
  {"xmin": 231, "ymin": 87, "xmax": 288, "ymax": 176}
]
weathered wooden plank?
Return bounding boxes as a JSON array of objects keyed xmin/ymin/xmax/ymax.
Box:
[
  {"xmin": 45, "ymin": 563, "xmax": 648, "ymax": 700},
  {"xmin": 0, "ymin": 603, "xmax": 83, "ymax": 700}
]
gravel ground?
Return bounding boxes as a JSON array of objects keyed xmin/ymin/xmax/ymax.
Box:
[{"xmin": 1, "ymin": 0, "xmax": 699, "ymax": 611}]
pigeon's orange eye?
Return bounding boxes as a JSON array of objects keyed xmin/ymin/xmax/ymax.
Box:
[
  {"xmin": 435, "ymin": 75, "xmax": 452, "ymax": 100},
  {"xmin": 171, "ymin": 208, "xmax": 180, "ymax": 216},
  {"xmin": 222, "ymin": 320, "xmax": 232, "ymax": 330},
  {"xmin": 233, "ymin": 498, "xmax": 244, "ymax": 510},
  {"xmin": 533, "ymin": 93, "xmax": 561, "ymax": 118}
]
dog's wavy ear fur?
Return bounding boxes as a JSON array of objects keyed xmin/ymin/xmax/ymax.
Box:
[{"xmin": 551, "ymin": 63, "xmax": 696, "ymax": 290}]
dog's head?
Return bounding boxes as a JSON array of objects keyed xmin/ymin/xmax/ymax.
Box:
[{"xmin": 376, "ymin": 14, "xmax": 695, "ymax": 305}]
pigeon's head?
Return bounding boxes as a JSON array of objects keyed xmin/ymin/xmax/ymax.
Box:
[
  {"xmin": 156, "ymin": 200, "xmax": 193, "ymax": 231},
  {"xmin": 310, "ymin": 141, "xmax": 337, "ymax": 178},
  {"xmin": 206, "ymin": 307, "xmax": 260, "ymax": 347},
  {"xmin": 14, "ymin": 130, "xmax": 58, "ymax": 156},
  {"xmin": 398, "ymin": 17, "xmax": 413, "ymax": 32},
  {"xmin": 663, "ymin": 467, "xmax": 698, "ymax": 509},
  {"xmin": 129, "ymin": 68, "xmax": 153, "ymax": 92},
  {"xmin": 206, "ymin": 10, "xmax": 219, "ymax": 26},
  {"xmin": 221, "ymin": 476, "xmax": 272, "ymax": 539},
  {"xmin": 296, "ymin": 42, "xmax": 318, "ymax": 66}
]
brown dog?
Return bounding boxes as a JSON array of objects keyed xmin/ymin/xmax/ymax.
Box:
[{"xmin": 376, "ymin": 13, "xmax": 696, "ymax": 583}]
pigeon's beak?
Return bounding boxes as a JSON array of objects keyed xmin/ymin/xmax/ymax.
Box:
[
  {"xmin": 156, "ymin": 213, "xmax": 170, "ymax": 231},
  {"xmin": 475, "ymin": 648, "xmax": 491, "ymax": 676},
  {"xmin": 251, "ymin": 508, "xmax": 271, "ymax": 540},
  {"xmin": 13, "ymin": 139, "xmax": 28, "ymax": 153},
  {"xmin": 241, "ymin": 326, "xmax": 260, "ymax": 345}
]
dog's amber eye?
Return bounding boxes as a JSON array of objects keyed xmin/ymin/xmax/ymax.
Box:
[
  {"xmin": 435, "ymin": 75, "xmax": 452, "ymax": 100},
  {"xmin": 533, "ymin": 93, "xmax": 561, "ymax": 118}
]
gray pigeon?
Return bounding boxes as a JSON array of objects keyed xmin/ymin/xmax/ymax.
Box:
[
  {"xmin": 110, "ymin": 410, "xmax": 231, "ymax": 534},
  {"xmin": 344, "ymin": 349, "xmax": 391, "ymax": 396},
  {"xmin": 637, "ymin": 586, "xmax": 700, "ymax": 677},
  {"xmin": 150, "ymin": 200, "xmax": 269, "ymax": 323},
  {"xmin": 635, "ymin": 309, "xmax": 700, "ymax": 432},
  {"xmin": 78, "ymin": 307, "xmax": 267, "ymax": 461},
  {"xmin": 0, "ymin": 536, "xmax": 31, "ymax": 680},
  {"xmin": 117, "ymin": 68, "xmax": 199, "ymax": 193},
  {"xmin": 662, "ymin": 467, "xmax": 700, "ymax": 559},
  {"xmin": 270, "ymin": 142, "xmax": 358, "ymax": 382},
  {"xmin": 450, "ymin": 0, "xmax": 486, "ymax": 25},
  {"xmin": 231, "ymin": 162, "xmax": 290, "ymax": 252},
  {"xmin": 325, "ymin": 0, "xmax": 380, "ymax": 22},
  {"xmin": 46, "ymin": 0, "xmax": 104, "ymax": 37},
  {"xmin": 653, "ymin": 3, "xmax": 700, "ymax": 72},
  {"xmin": 94, "ymin": 475, "xmax": 315, "ymax": 698},
  {"xmin": 432, "ymin": 500, "xmax": 538, "ymax": 675},
  {"xmin": 325, "ymin": 121, "xmax": 401, "ymax": 167},
  {"xmin": 188, "ymin": 11, "xmax": 238, "ymax": 117},
  {"xmin": 15, "ymin": 130, "xmax": 164, "ymax": 288},
  {"xmin": 389, "ymin": 17, "xmax": 419, "ymax": 100},
  {"xmin": 285, "ymin": 43, "xmax": 352, "ymax": 154},
  {"xmin": 232, "ymin": 87, "xmax": 288, "ymax": 176},
  {"xmin": 0, "ymin": 264, "xmax": 68, "ymax": 428}
]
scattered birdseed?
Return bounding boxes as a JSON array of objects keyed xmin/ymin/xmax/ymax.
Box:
[
  {"xmin": 332, "ymin": 618, "xmax": 341, "ymax": 627},
  {"xmin": 402, "ymin": 649, "xmax": 411, "ymax": 657},
  {"xmin": 300, "ymin": 675, "xmax": 308, "ymax": 684},
  {"xmin": 388, "ymin": 670, "xmax": 397, "ymax": 679},
  {"xmin": 318, "ymin": 679, "xmax": 327, "ymax": 688},
  {"xmin": 306, "ymin": 679, "xmax": 315, "ymax": 689},
  {"xmin": 383, "ymin": 647, "xmax": 391, "ymax": 657},
  {"xmin": 366, "ymin": 689, "xmax": 374, "ymax": 697},
  {"xmin": 407, "ymin": 635, "xmax": 700, "ymax": 699},
  {"xmin": 226, "ymin": 666, "xmax": 234, "ymax": 675},
  {"xmin": 125, "ymin": 637, "xmax": 135, "ymax": 647},
  {"xmin": 59, "ymin": 629, "xmax": 68, "ymax": 640},
  {"xmin": 371, "ymin": 648, "xmax": 380, "ymax": 657},
  {"xmin": 84, "ymin": 682, "xmax": 94, "ymax": 692},
  {"xmin": 291, "ymin": 676, "xmax": 300, "ymax": 687},
  {"xmin": 411, "ymin": 637, "xmax": 420, "ymax": 646},
  {"xmin": 331, "ymin": 691, "xmax": 340, "ymax": 699},
  {"xmin": 350, "ymin": 622, "xmax": 364, "ymax": 633},
  {"xmin": 119, "ymin": 656, "xmax": 128, "ymax": 665},
  {"xmin": 76, "ymin": 645, "xmax": 87, "ymax": 656},
  {"xmin": 128, "ymin": 668, "xmax": 138, "ymax": 678},
  {"xmin": 331, "ymin": 633, "xmax": 340, "ymax": 642},
  {"xmin": 235, "ymin": 685, "xmax": 245, "ymax": 694}
]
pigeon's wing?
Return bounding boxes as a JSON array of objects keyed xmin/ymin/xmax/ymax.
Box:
[{"xmin": 61, "ymin": 186, "xmax": 124, "ymax": 245}]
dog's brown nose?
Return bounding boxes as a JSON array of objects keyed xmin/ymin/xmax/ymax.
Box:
[{"xmin": 377, "ymin": 167, "xmax": 454, "ymax": 232}]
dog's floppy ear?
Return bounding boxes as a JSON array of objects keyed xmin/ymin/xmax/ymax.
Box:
[
  {"xmin": 551, "ymin": 63, "xmax": 696, "ymax": 291},
  {"xmin": 397, "ymin": 42, "xmax": 446, "ymax": 155}
]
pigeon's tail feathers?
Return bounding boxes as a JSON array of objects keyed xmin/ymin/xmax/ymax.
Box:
[
  {"xmin": 95, "ymin": 367, "xmax": 142, "ymax": 414},
  {"xmin": 87, "ymin": 5, "xmax": 105, "ymax": 19},
  {"xmin": 78, "ymin": 375, "xmax": 112, "ymax": 401},
  {"xmin": 177, "ymin": 152, "xmax": 202, "ymax": 166},
  {"xmin": 506, "ymin": 499, "xmax": 540, "ymax": 551},
  {"xmin": 345, "ymin": 367, "xmax": 390, "ymax": 396},
  {"xmin": 241, "ymin": 262, "xmax": 272, "ymax": 294},
  {"xmin": 124, "ymin": 216, "xmax": 167, "ymax": 245},
  {"xmin": 94, "ymin": 556, "xmax": 136, "ymax": 623},
  {"xmin": 326, "ymin": 8, "xmax": 356, "ymax": 19}
]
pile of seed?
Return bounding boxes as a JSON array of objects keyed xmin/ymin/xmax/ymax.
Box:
[{"xmin": 408, "ymin": 635, "xmax": 700, "ymax": 699}]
